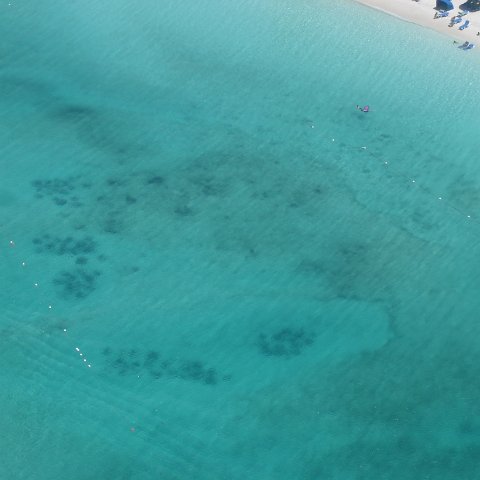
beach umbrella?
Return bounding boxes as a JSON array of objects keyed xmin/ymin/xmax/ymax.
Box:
[
  {"xmin": 437, "ymin": 0, "xmax": 455, "ymax": 10},
  {"xmin": 462, "ymin": 0, "xmax": 480, "ymax": 11}
]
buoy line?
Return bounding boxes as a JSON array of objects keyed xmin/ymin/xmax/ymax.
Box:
[
  {"xmin": 307, "ymin": 124, "xmax": 480, "ymax": 233},
  {"xmin": 6, "ymin": 239, "xmax": 93, "ymax": 369}
]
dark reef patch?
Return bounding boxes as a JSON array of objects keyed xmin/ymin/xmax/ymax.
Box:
[
  {"xmin": 191, "ymin": 175, "xmax": 227, "ymax": 197},
  {"xmin": 53, "ymin": 268, "xmax": 100, "ymax": 300},
  {"xmin": 257, "ymin": 328, "xmax": 315, "ymax": 357},
  {"xmin": 51, "ymin": 103, "xmax": 150, "ymax": 162},
  {"xmin": 297, "ymin": 259, "xmax": 325, "ymax": 277},
  {"xmin": 174, "ymin": 205, "xmax": 194, "ymax": 217},
  {"xmin": 33, "ymin": 234, "xmax": 96, "ymax": 256},
  {"xmin": 125, "ymin": 194, "xmax": 137, "ymax": 205},
  {"xmin": 296, "ymin": 240, "xmax": 376, "ymax": 301},
  {"xmin": 102, "ymin": 212, "xmax": 124, "ymax": 234},
  {"xmin": 145, "ymin": 175, "xmax": 165, "ymax": 186},
  {"xmin": 53, "ymin": 197, "xmax": 67, "ymax": 206},
  {"xmin": 105, "ymin": 178, "xmax": 124, "ymax": 188},
  {"xmin": 75, "ymin": 256, "xmax": 88, "ymax": 265},
  {"xmin": 55, "ymin": 105, "xmax": 97, "ymax": 122},
  {"xmin": 32, "ymin": 178, "xmax": 75, "ymax": 197},
  {"xmin": 31, "ymin": 176, "xmax": 88, "ymax": 208},
  {"xmin": 104, "ymin": 348, "xmax": 225, "ymax": 386},
  {"xmin": 178, "ymin": 360, "xmax": 218, "ymax": 385}
]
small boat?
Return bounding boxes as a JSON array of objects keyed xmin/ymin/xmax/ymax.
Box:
[
  {"xmin": 459, "ymin": 19, "xmax": 470, "ymax": 30},
  {"xmin": 356, "ymin": 105, "xmax": 370, "ymax": 113}
]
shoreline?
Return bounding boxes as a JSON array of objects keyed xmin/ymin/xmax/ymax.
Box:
[{"xmin": 353, "ymin": 0, "xmax": 480, "ymax": 45}]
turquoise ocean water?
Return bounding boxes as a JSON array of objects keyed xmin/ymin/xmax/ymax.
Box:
[{"xmin": 2, "ymin": 0, "xmax": 480, "ymax": 478}]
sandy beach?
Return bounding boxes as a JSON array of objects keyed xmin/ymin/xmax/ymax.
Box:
[{"xmin": 354, "ymin": 0, "xmax": 480, "ymax": 44}]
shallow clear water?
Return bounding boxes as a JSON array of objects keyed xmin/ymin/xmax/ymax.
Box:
[{"xmin": 2, "ymin": 0, "xmax": 480, "ymax": 478}]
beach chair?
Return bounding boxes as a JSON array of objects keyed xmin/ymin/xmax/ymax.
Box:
[{"xmin": 459, "ymin": 19, "xmax": 470, "ymax": 30}]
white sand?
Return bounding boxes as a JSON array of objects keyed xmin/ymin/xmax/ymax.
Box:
[{"xmin": 354, "ymin": 0, "xmax": 480, "ymax": 44}]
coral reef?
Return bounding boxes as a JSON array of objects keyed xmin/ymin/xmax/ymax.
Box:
[
  {"xmin": 31, "ymin": 177, "xmax": 86, "ymax": 207},
  {"xmin": 103, "ymin": 348, "xmax": 223, "ymax": 386},
  {"xmin": 52, "ymin": 268, "xmax": 100, "ymax": 300},
  {"xmin": 257, "ymin": 328, "xmax": 315, "ymax": 357},
  {"xmin": 33, "ymin": 234, "xmax": 97, "ymax": 256}
]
